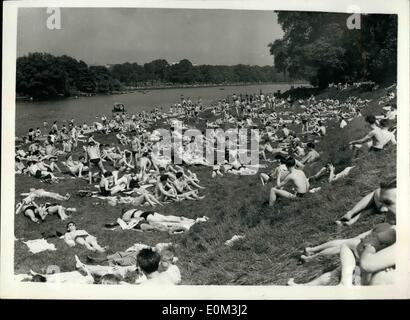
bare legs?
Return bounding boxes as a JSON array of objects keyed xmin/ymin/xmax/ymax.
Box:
[{"xmin": 269, "ymin": 188, "xmax": 296, "ymax": 206}]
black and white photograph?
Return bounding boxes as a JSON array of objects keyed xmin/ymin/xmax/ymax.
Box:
[{"xmin": 1, "ymin": 0, "xmax": 409, "ymax": 300}]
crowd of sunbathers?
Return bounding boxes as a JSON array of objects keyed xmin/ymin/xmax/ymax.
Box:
[{"xmin": 15, "ymin": 84, "xmax": 397, "ymax": 285}]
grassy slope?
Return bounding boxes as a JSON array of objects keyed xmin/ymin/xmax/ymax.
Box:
[{"xmin": 14, "ymin": 85, "xmax": 396, "ymax": 285}]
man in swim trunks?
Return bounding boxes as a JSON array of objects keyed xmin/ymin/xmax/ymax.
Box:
[
  {"xmin": 269, "ymin": 157, "xmax": 309, "ymax": 207},
  {"xmin": 85, "ymin": 141, "xmax": 106, "ymax": 184},
  {"xmin": 349, "ymin": 115, "xmax": 385, "ymax": 152}
]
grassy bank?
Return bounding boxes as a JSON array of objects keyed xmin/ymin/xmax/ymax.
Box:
[{"xmin": 14, "ymin": 84, "xmax": 396, "ymax": 285}]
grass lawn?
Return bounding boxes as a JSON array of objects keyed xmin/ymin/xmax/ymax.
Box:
[{"xmin": 14, "ymin": 85, "xmax": 396, "ymax": 285}]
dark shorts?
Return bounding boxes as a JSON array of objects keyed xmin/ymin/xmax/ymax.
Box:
[
  {"xmin": 369, "ymin": 146, "xmax": 383, "ymax": 152},
  {"xmin": 296, "ymin": 192, "xmax": 306, "ymax": 198},
  {"xmin": 139, "ymin": 211, "xmax": 154, "ymax": 220},
  {"xmin": 100, "ymin": 187, "xmax": 111, "ymax": 196},
  {"xmin": 89, "ymin": 158, "xmax": 101, "ymax": 164},
  {"xmin": 35, "ymin": 170, "xmax": 42, "ymax": 178}
]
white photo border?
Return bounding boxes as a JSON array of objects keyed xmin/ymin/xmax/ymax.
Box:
[{"xmin": 1, "ymin": 0, "xmax": 409, "ymax": 299}]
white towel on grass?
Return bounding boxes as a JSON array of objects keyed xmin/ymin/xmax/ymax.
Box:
[{"xmin": 23, "ymin": 239, "xmax": 56, "ymax": 254}]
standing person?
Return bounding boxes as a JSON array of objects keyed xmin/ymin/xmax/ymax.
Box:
[
  {"xmin": 85, "ymin": 141, "xmax": 106, "ymax": 184},
  {"xmin": 269, "ymin": 158, "xmax": 309, "ymax": 207},
  {"xmin": 131, "ymin": 134, "xmax": 140, "ymax": 167}
]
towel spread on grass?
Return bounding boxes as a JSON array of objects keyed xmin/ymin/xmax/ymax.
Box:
[{"xmin": 23, "ymin": 238, "xmax": 57, "ymax": 254}]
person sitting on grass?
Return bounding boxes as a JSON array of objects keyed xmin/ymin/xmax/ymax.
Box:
[
  {"xmin": 62, "ymin": 221, "xmax": 106, "ymax": 253},
  {"xmin": 349, "ymin": 114, "xmax": 384, "ymax": 152},
  {"xmin": 99, "ymin": 171, "xmax": 126, "ymax": 196},
  {"xmin": 269, "ymin": 157, "xmax": 309, "ymax": 207},
  {"xmin": 336, "ymin": 178, "xmax": 396, "ymax": 226},
  {"xmin": 299, "ymin": 142, "xmax": 320, "ymax": 166},
  {"xmin": 155, "ymin": 174, "xmax": 179, "ymax": 202},
  {"xmin": 171, "ymin": 172, "xmax": 205, "ymax": 201},
  {"xmin": 260, "ymin": 154, "xmax": 289, "ymax": 186}
]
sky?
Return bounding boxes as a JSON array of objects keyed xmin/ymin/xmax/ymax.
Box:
[{"xmin": 17, "ymin": 8, "xmax": 283, "ymax": 66}]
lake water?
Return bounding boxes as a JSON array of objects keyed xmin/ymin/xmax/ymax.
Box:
[{"xmin": 15, "ymin": 83, "xmax": 305, "ymax": 136}]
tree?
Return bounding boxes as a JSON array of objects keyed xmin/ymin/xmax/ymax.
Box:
[{"xmin": 269, "ymin": 12, "xmax": 397, "ymax": 88}]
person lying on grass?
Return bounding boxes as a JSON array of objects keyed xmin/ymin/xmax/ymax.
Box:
[
  {"xmin": 26, "ymin": 160, "xmax": 58, "ymax": 180},
  {"xmin": 289, "ymin": 223, "xmax": 396, "ymax": 286},
  {"xmin": 86, "ymin": 242, "xmax": 176, "ymax": 268},
  {"xmin": 62, "ymin": 155, "xmax": 89, "ymax": 178},
  {"xmin": 269, "ymin": 157, "xmax": 309, "ymax": 207},
  {"xmin": 135, "ymin": 248, "xmax": 181, "ymax": 285},
  {"xmin": 300, "ymin": 179, "xmax": 396, "ymax": 262},
  {"xmin": 16, "ymin": 200, "xmax": 46, "ymax": 223},
  {"xmin": 104, "ymin": 208, "xmax": 209, "ymax": 234},
  {"xmin": 62, "ymin": 221, "xmax": 106, "ymax": 252},
  {"xmin": 19, "ymin": 268, "xmax": 94, "ymax": 284},
  {"xmin": 76, "ymin": 246, "xmax": 181, "ymax": 285},
  {"xmin": 38, "ymin": 203, "xmax": 77, "ymax": 221},
  {"xmin": 308, "ymin": 163, "xmax": 355, "ymax": 184},
  {"xmin": 336, "ymin": 178, "xmax": 396, "ymax": 226},
  {"xmin": 15, "ymin": 156, "xmax": 26, "ymax": 174},
  {"xmin": 18, "ymin": 188, "xmax": 71, "ymax": 207}
]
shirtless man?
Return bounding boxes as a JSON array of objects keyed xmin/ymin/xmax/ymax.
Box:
[
  {"xmin": 349, "ymin": 115, "xmax": 384, "ymax": 152},
  {"xmin": 62, "ymin": 222, "xmax": 106, "ymax": 252},
  {"xmin": 130, "ymin": 135, "xmax": 141, "ymax": 167},
  {"xmin": 85, "ymin": 141, "xmax": 106, "ymax": 184},
  {"xmin": 269, "ymin": 158, "xmax": 309, "ymax": 207},
  {"xmin": 336, "ymin": 179, "xmax": 396, "ymax": 226},
  {"xmin": 299, "ymin": 142, "xmax": 320, "ymax": 165}
]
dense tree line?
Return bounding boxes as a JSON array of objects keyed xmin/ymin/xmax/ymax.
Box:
[
  {"xmin": 16, "ymin": 53, "xmax": 286, "ymax": 99},
  {"xmin": 16, "ymin": 53, "xmax": 121, "ymax": 99},
  {"xmin": 110, "ymin": 58, "xmax": 285, "ymax": 86},
  {"xmin": 269, "ymin": 12, "xmax": 397, "ymax": 88}
]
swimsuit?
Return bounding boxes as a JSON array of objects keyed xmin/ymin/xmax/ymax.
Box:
[
  {"xmin": 100, "ymin": 186, "xmax": 111, "ymax": 196},
  {"xmin": 90, "ymin": 158, "xmax": 101, "ymax": 164},
  {"xmin": 129, "ymin": 179, "xmax": 140, "ymax": 189},
  {"xmin": 35, "ymin": 170, "xmax": 42, "ymax": 178},
  {"xmin": 295, "ymin": 192, "xmax": 306, "ymax": 198}
]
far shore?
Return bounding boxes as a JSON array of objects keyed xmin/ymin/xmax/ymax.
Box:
[{"xmin": 16, "ymin": 80, "xmax": 309, "ymax": 102}]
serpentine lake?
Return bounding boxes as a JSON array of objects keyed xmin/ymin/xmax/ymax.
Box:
[{"xmin": 15, "ymin": 83, "xmax": 306, "ymax": 136}]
